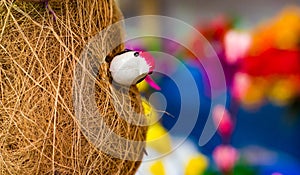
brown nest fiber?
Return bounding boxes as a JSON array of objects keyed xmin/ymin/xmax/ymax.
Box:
[{"xmin": 0, "ymin": 0, "xmax": 147, "ymax": 174}]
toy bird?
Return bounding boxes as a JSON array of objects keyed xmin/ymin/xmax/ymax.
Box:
[{"xmin": 109, "ymin": 50, "xmax": 161, "ymax": 90}]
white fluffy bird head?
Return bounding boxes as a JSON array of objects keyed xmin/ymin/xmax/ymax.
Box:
[{"xmin": 109, "ymin": 50, "xmax": 155, "ymax": 86}]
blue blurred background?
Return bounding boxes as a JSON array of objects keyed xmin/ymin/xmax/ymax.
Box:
[{"xmin": 119, "ymin": 1, "xmax": 300, "ymax": 174}]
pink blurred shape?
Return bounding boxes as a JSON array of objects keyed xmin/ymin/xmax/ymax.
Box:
[
  {"xmin": 272, "ymin": 173, "xmax": 283, "ymax": 175},
  {"xmin": 212, "ymin": 105, "xmax": 234, "ymax": 140},
  {"xmin": 224, "ymin": 30, "xmax": 251, "ymax": 64},
  {"xmin": 232, "ymin": 72, "xmax": 250, "ymax": 100},
  {"xmin": 145, "ymin": 76, "xmax": 161, "ymax": 91},
  {"xmin": 213, "ymin": 145, "xmax": 239, "ymax": 173}
]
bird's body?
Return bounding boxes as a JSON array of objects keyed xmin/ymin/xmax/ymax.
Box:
[{"xmin": 109, "ymin": 50, "xmax": 160, "ymax": 90}]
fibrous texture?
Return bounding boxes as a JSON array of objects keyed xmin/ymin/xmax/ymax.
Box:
[{"xmin": 0, "ymin": 0, "xmax": 147, "ymax": 174}]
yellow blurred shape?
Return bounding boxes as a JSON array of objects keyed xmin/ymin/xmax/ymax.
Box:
[
  {"xmin": 274, "ymin": 7, "xmax": 300, "ymax": 49},
  {"xmin": 137, "ymin": 80, "xmax": 149, "ymax": 92},
  {"xmin": 142, "ymin": 99, "xmax": 154, "ymax": 122},
  {"xmin": 250, "ymin": 6, "xmax": 300, "ymax": 54},
  {"xmin": 142, "ymin": 99, "xmax": 172, "ymax": 154},
  {"xmin": 150, "ymin": 160, "xmax": 165, "ymax": 175},
  {"xmin": 242, "ymin": 78, "xmax": 267, "ymax": 107},
  {"xmin": 185, "ymin": 155, "xmax": 208, "ymax": 175},
  {"xmin": 147, "ymin": 124, "xmax": 172, "ymax": 154},
  {"xmin": 268, "ymin": 78, "xmax": 297, "ymax": 106}
]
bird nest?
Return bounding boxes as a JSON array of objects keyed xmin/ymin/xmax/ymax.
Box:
[{"xmin": 0, "ymin": 0, "xmax": 147, "ymax": 174}]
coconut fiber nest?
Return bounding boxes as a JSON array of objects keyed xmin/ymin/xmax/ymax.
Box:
[{"xmin": 0, "ymin": 0, "xmax": 147, "ymax": 174}]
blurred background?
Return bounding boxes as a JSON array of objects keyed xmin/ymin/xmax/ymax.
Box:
[
  {"xmin": 119, "ymin": 0, "xmax": 300, "ymax": 25},
  {"xmin": 118, "ymin": 1, "xmax": 300, "ymax": 175}
]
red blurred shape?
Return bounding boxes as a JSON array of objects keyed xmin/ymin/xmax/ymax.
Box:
[
  {"xmin": 212, "ymin": 105, "xmax": 234, "ymax": 141},
  {"xmin": 241, "ymin": 48, "xmax": 300, "ymax": 77}
]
